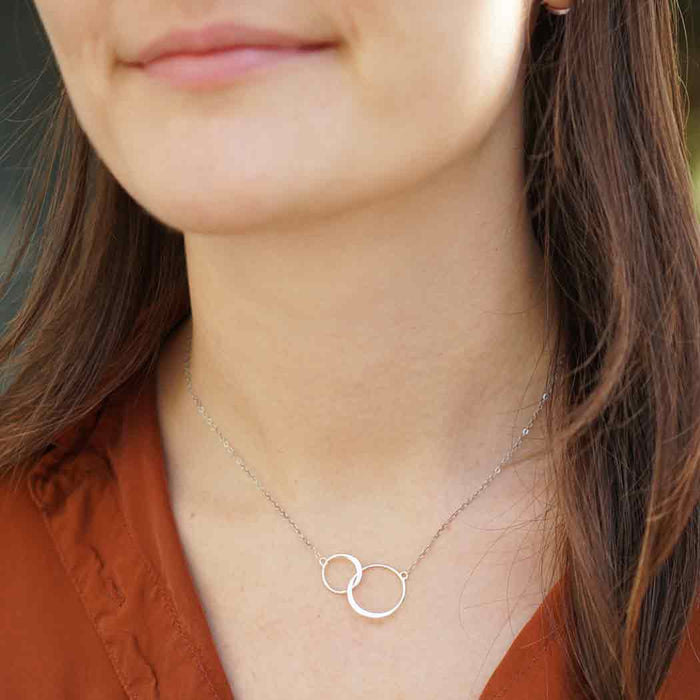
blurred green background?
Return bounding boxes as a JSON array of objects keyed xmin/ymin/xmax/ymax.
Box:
[{"xmin": 688, "ymin": 4, "xmax": 700, "ymax": 206}]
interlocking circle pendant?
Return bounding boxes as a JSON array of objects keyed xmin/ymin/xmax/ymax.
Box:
[{"xmin": 320, "ymin": 553, "xmax": 408, "ymax": 619}]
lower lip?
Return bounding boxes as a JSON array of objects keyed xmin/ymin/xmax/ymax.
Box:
[{"xmin": 140, "ymin": 45, "xmax": 331, "ymax": 89}]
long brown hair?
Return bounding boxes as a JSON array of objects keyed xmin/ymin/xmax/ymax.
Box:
[{"xmin": 2, "ymin": 2, "xmax": 699, "ymax": 698}]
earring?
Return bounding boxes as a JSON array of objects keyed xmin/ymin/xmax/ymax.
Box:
[{"xmin": 541, "ymin": 0, "xmax": 572, "ymax": 15}]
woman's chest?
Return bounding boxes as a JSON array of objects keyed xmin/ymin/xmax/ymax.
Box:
[
  {"xmin": 207, "ymin": 591, "xmax": 544, "ymax": 700},
  {"xmin": 171, "ymin": 502, "xmax": 552, "ymax": 700}
]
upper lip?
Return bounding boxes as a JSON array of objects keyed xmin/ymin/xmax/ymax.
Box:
[{"xmin": 130, "ymin": 22, "xmax": 334, "ymax": 65}]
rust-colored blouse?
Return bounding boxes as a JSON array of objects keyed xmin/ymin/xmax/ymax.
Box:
[{"xmin": 2, "ymin": 365, "xmax": 700, "ymax": 699}]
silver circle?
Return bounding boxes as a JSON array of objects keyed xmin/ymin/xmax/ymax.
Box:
[
  {"xmin": 346, "ymin": 563, "xmax": 407, "ymax": 619},
  {"xmin": 321, "ymin": 553, "xmax": 363, "ymax": 595}
]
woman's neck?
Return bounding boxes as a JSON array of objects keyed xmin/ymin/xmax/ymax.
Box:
[{"xmin": 159, "ymin": 99, "xmax": 559, "ymax": 509}]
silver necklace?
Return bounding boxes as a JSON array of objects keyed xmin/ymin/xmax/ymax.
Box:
[{"xmin": 183, "ymin": 327, "xmax": 558, "ymax": 619}]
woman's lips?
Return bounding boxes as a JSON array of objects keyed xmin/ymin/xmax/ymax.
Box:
[
  {"xmin": 141, "ymin": 44, "xmax": 330, "ymax": 89},
  {"xmin": 126, "ymin": 22, "xmax": 338, "ymax": 90}
]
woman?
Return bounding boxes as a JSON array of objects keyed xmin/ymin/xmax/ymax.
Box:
[{"xmin": 1, "ymin": 0, "xmax": 699, "ymax": 698}]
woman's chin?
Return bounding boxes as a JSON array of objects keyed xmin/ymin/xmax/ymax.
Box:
[{"xmin": 123, "ymin": 181, "xmax": 337, "ymax": 236}]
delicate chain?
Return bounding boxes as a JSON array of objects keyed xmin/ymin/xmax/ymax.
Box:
[{"xmin": 183, "ymin": 326, "xmax": 559, "ymax": 581}]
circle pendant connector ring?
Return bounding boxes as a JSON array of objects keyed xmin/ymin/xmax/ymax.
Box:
[{"xmin": 320, "ymin": 554, "xmax": 408, "ymax": 619}]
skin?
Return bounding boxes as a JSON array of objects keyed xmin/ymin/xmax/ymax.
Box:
[{"xmin": 34, "ymin": 0, "xmax": 571, "ymax": 697}]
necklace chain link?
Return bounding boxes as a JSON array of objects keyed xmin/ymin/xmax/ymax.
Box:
[{"xmin": 183, "ymin": 326, "xmax": 558, "ymax": 583}]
